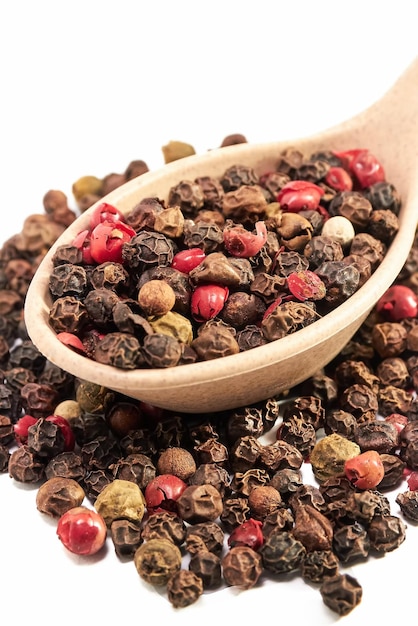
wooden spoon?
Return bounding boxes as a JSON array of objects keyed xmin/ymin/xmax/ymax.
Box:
[{"xmin": 24, "ymin": 57, "xmax": 418, "ymax": 413}]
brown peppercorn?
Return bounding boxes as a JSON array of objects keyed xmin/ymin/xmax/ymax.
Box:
[
  {"xmin": 185, "ymin": 520, "xmax": 224, "ymax": 556},
  {"xmin": 21, "ymin": 382, "xmax": 59, "ymax": 418},
  {"xmin": 367, "ymin": 515, "xmax": 406, "ymax": 553},
  {"xmin": 177, "ymin": 484, "xmax": 223, "ymax": 524},
  {"xmin": 222, "ymin": 546, "xmax": 263, "ymax": 589},
  {"xmin": 156, "ymin": 446, "xmax": 196, "ymax": 481},
  {"xmin": 124, "ymin": 159, "xmax": 149, "ymax": 180},
  {"xmin": 339, "ymin": 383, "xmax": 378, "ymax": 423},
  {"xmin": 112, "ymin": 453, "xmax": 156, "ymax": 490},
  {"xmin": 247, "ymin": 485, "xmax": 282, "ymax": 520},
  {"xmin": 189, "ymin": 551, "xmax": 222, "ymax": 589},
  {"xmin": 141, "ymin": 511, "xmax": 186, "ymax": 546},
  {"xmin": 292, "ymin": 503, "xmax": 334, "ymax": 551},
  {"xmin": 167, "ymin": 179, "xmax": 204, "ymax": 217},
  {"xmin": 166, "ymin": 569, "xmax": 203, "ymax": 608},
  {"xmin": 94, "ymin": 332, "xmax": 141, "ymax": 369},
  {"xmin": 134, "ymin": 538, "xmax": 182, "ymax": 585},
  {"xmin": 231, "ymin": 468, "xmax": 270, "ymax": 496},
  {"xmin": 110, "ymin": 518, "xmax": 143, "ymax": 559},
  {"xmin": 36, "ymin": 476, "xmax": 85, "ymax": 517},
  {"xmin": 8, "ymin": 445, "xmax": 45, "ymax": 483},
  {"xmin": 105, "ymin": 402, "xmax": 144, "ymax": 438},
  {"xmin": 372, "ymin": 321, "xmax": 407, "ymax": 357},
  {"xmin": 0, "ymin": 414, "xmax": 14, "ymax": 446},
  {"xmin": 193, "ymin": 439, "xmax": 229, "ymax": 467},
  {"xmin": 138, "ymin": 279, "xmax": 176, "ymax": 317},
  {"xmin": 220, "ymin": 496, "xmax": 250, "ymax": 532},
  {"xmin": 329, "ymin": 190, "xmax": 373, "ymax": 229},
  {"xmin": 332, "ymin": 522, "xmax": 370, "ymax": 563},
  {"xmin": 276, "ymin": 212, "xmax": 313, "ymax": 251},
  {"xmin": 220, "ymin": 133, "xmax": 247, "ymax": 147},
  {"xmin": 189, "ymin": 463, "xmax": 231, "ymax": 497},
  {"xmin": 262, "ymin": 508, "xmax": 294, "ymax": 537},
  {"xmin": 350, "ymin": 232, "xmax": 386, "ymax": 270},
  {"xmin": 301, "ymin": 550, "xmax": 339, "ymax": 584},
  {"xmin": 222, "ymin": 185, "xmax": 267, "ymax": 226},
  {"xmin": 45, "ymin": 451, "xmax": 85, "ymax": 482},
  {"xmin": 191, "ymin": 324, "xmax": 240, "ymax": 360},
  {"xmin": 27, "ymin": 417, "xmax": 66, "ymax": 459},
  {"xmin": 48, "ymin": 295, "xmax": 88, "ymax": 334},
  {"xmin": 0, "ymin": 444, "xmax": 10, "ymax": 471},
  {"xmin": 261, "ymin": 300, "xmax": 318, "ymax": 342},
  {"xmin": 395, "ymin": 490, "xmax": 418, "ymax": 522},
  {"xmin": 320, "ymin": 574, "xmax": 362, "ymax": 616}
]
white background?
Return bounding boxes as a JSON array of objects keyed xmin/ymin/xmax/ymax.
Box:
[{"xmin": 0, "ymin": 2, "xmax": 417, "ymax": 624}]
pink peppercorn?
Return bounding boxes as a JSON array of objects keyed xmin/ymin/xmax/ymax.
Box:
[
  {"xmin": 57, "ymin": 506, "xmax": 107, "ymax": 555},
  {"xmin": 228, "ymin": 518, "xmax": 264, "ymax": 551},
  {"xmin": 191, "ymin": 284, "xmax": 229, "ymax": 322},
  {"xmin": 223, "ymin": 222, "xmax": 267, "ymax": 257},
  {"xmin": 171, "ymin": 248, "xmax": 206, "ymax": 273},
  {"xmin": 277, "ymin": 180, "xmax": 324, "ymax": 212},
  {"xmin": 376, "ymin": 285, "xmax": 418, "ymax": 321}
]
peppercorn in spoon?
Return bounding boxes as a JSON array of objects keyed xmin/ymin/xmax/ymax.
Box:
[{"xmin": 24, "ymin": 57, "xmax": 418, "ymax": 413}]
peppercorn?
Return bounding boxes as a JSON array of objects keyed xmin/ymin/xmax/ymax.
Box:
[
  {"xmin": 36, "ymin": 476, "xmax": 85, "ymax": 517},
  {"xmin": 134, "ymin": 538, "xmax": 182, "ymax": 585},
  {"xmin": 94, "ymin": 478, "xmax": 146, "ymax": 526},
  {"xmin": 166, "ymin": 570, "xmax": 204, "ymax": 608},
  {"xmin": 222, "ymin": 545, "xmax": 263, "ymax": 589},
  {"xmin": 310, "ymin": 434, "xmax": 360, "ymax": 483}
]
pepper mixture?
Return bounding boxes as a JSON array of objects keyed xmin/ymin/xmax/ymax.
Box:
[
  {"xmin": 48, "ymin": 144, "xmax": 399, "ymax": 371},
  {"xmin": 1, "ymin": 135, "xmax": 417, "ymax": 616}
]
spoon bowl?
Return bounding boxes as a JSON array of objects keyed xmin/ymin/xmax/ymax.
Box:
[{"xmin": 24, "ymin": 58, "xmax": 418, "ymax": 413}]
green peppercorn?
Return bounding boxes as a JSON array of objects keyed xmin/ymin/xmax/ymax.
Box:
[
  {"xmin": 310, "ymin": 433, "xmax": 360, "ymax": 483},
  {"xmin": 94, "ymin": 479, "xmax": 146, "ymax": 527}
]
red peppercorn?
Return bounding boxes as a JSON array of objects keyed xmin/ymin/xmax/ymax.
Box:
[
  {"xmin": 171, "ymin": 248, "xmax": 206, "ymax": 273},
  {"xmin": 350, "ymin": 150, "xmax": 386, "ymax": 188},
  {"xmin": 191, "ymin": 284, "xmax": 229, "ymax": 322},
  {"xmin": 384, "ymin": 413, "xmax": 408, "ymax": 434},
  {"xmin": 287, "ymin": 270, "xmax": 326, "ymax": 301},
  {"xmin": 57, "ymin": 506, "xmax": 107, "ymax": 555},
  {"xmin": 223, "ymin": 221, "xmax": 267, "ymax": 257},
  {"xmin": 72, "ymin": 229, "xmax": 94, "ymax": 264},
  {"xmin": 144, "ymin": 474, "xmax": 188, "ymax": 515},
  {"xmin": 344, "ymin": 450, "xmax": 385, "ymax": 489},
  {"xmin": 262, "ymin": 296, "xmax": 284, "ymax": 320},
  {"xmin": 89, "ymin": 201, "xmax": 125, "ymax": 229},
  {"xmin": 325, "ymin": 166, "xmax": 353, "ymax": 191},
  {"xmin": 332, "ymin": 148, "xmax": 365, "ymax": 169},
  {"xmin": 376, "ymin": 285, "xmax": 418, "ymax": 321},
  {"xmin": 228, "ymin": 518, "xmax": 264, "ymax": 551},
  {"xmin": 333, "ymin": 149, "xmax": 385, "ymax": 188},
  {"xmin": 57, "ymin": 332, "xmax": 87, "ymax": 354},
  {"xmin": 407, "ymin": 471, "xmax": 418, "ymax": 491},
  {"xmin": 89, "ymin": 220, "xmax": 136, "ymax": 264},
  {"xmin": 277, "ymin": 180, "xmax": 324, "ymax": 212},
  {"xmin": 14, "ymin": 414, "xmax": 38, "ymax": 445}
]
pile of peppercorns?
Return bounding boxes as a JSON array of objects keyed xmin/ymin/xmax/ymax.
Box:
[
  {"xmin": 1, "ymin": 135, "xmax": 418, "ymax": 617},
  {"xmin": 47, "ymin": 140, "xmax": 401, "ymax": 371}
]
